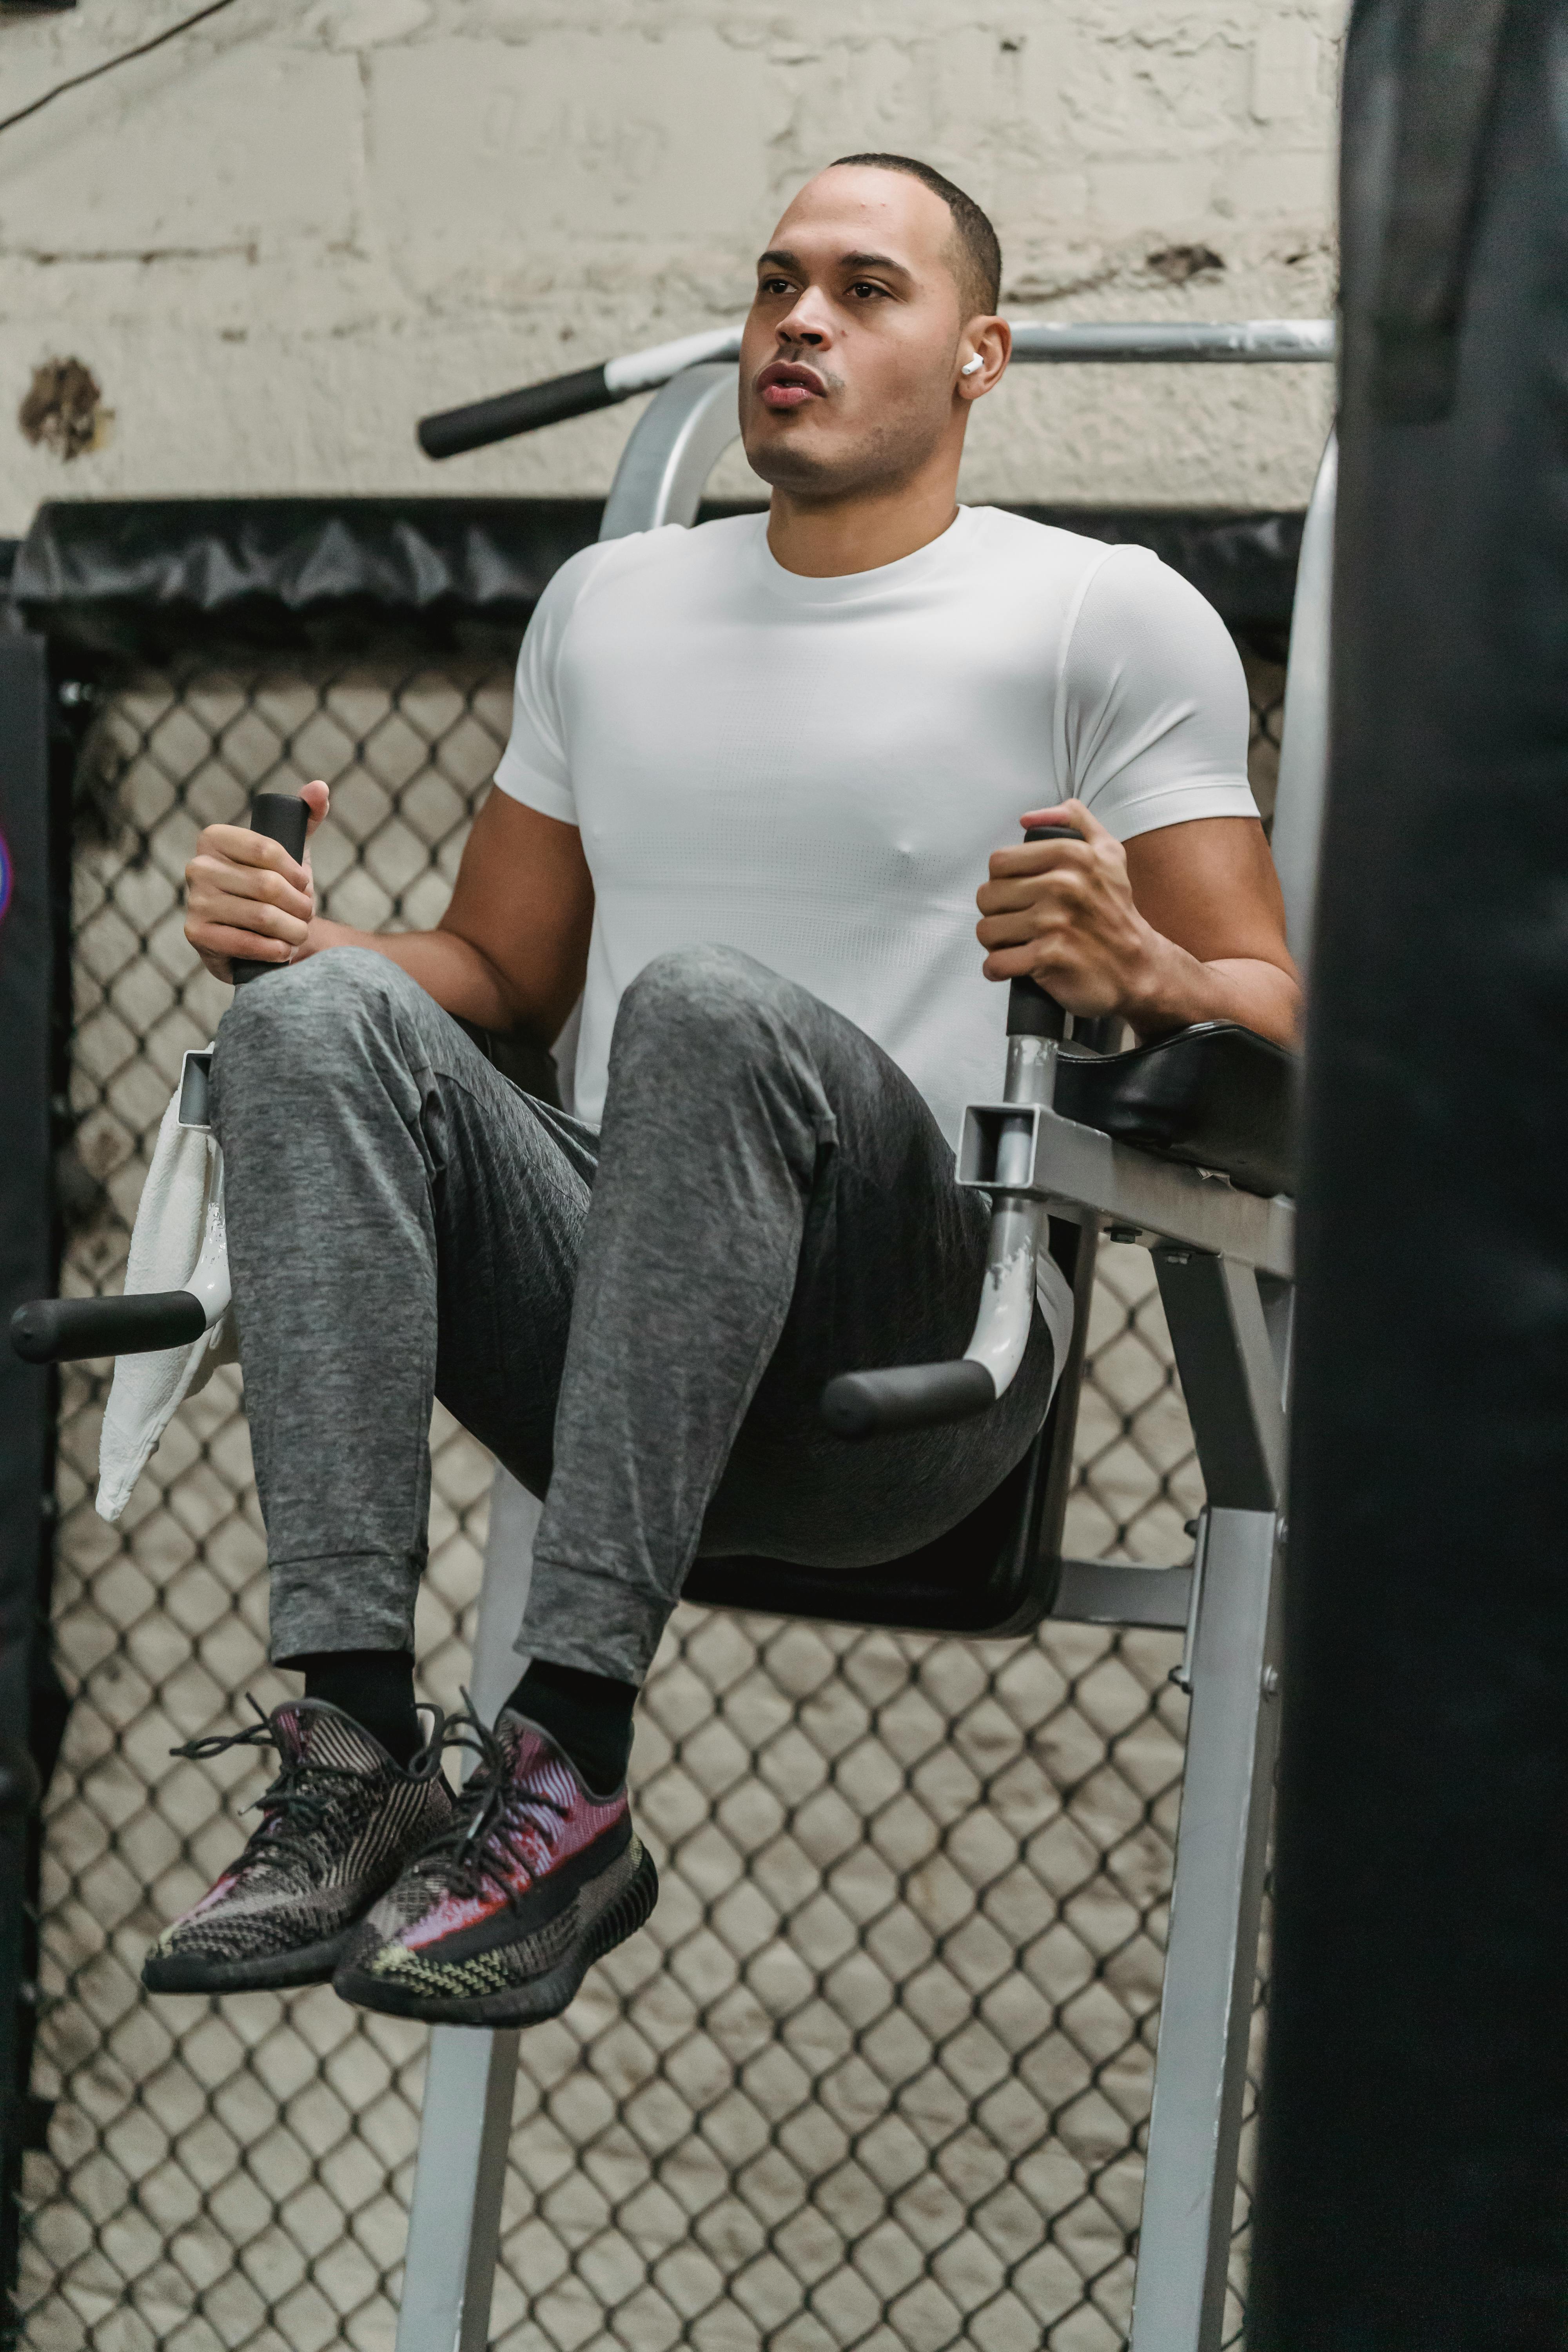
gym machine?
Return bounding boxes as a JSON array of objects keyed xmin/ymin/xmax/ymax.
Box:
[
  {"xmin": 11, "ymin": 322, "xmax": 1336, "ymax": 2352},
  {"xmin": 397, "ymin": 331, "xmax": 1335, "ymax": 2352}
]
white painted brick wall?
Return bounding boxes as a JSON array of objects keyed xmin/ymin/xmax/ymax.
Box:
[{"xmin": 0, "ymin": 0, "xmax": 1345, "ymax": 535}]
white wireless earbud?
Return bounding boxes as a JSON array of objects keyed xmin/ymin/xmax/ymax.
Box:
[{"xmin": 960, "ymin": 354, "xmax": 984, "ymax": 377}]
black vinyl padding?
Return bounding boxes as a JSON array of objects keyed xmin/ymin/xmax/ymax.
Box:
[
  {"xmin": 682, "ymin": 1437, "xmax": 1047, "ymax": 1637},
  {"xmin": 7, "ymin": 501, "xmax": 1302, "ymax": 663},
  {"xmin": 686, "ymin": 1218, "xmax": 1101, "ymax": 1637},
  {"xmin": 1054, "ymin": 1019, "xmax": 1296, "ymax": 1198}
]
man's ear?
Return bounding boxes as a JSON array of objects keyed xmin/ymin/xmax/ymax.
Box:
[{"xmin": 957, "ymin": 315, "xmax": 1011, "ymax": 400}]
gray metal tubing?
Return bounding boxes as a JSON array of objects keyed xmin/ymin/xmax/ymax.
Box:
[
  {"xmin": 394, "ymin": 2028, "xmax": 523, "ymax": 2352},
  {"xmin": 598, "ymin": 363, "xmax": 743, "ymax": 540},
  {"xmin": 1128, "ymin": 1251, "xmax": 1289, "ymax": 2350},
  {"xmin": 181, "ymin": 1156, "xmax": 232, "ymax": 1333},
  {"xmin": 961, "ymin": 1103, "xmax": 1296, "ymax": 1281},
  {"xmin": 1271, "ymin": 430, "xmax": 1338, "ymax": 975},
  {"xmin": 1009, "ymin": 318, "xmax": 1333, "ymax": 364},
  {"xmin": 603, "ymin": 325, "xmax": 742, "ymax": 394},
  {"xmin": 394, "ymin": 1482, "xmax": 541, "ymax": 2352},
  {"xmin": 958, "ymin": 1195, "xmax": 1043, "ymax": 1398},
  {"xmin": 957, "ymin": 1033, "xmax": 1060, "ymax": 1400},
  {"xmin": 1129, "ymin": 1504, "xmax": 1285, "ymax": 2352},
  {"xmin": 596, "ymin": 317, "xmax": 1334, "ymax": 401},
  {"xmin": 1152, "ymin": 1253, "xmax": 1287, "ymax": 1515}
]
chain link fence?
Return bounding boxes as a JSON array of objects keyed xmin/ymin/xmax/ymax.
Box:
[{"xmin": 16, "ymin": 637, "xmax": 1283, "ymax": 2352}]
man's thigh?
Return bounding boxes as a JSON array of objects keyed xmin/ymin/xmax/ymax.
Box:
[
  {"xmin": 702, "ymin": 981, "xmax": 1057, "ymax": 1567},
  {"xmin": 417, "ymin": 1046, "xmax": 598, "ymax": 1502}
]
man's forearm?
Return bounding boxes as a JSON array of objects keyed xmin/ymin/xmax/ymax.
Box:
[
  {"xmin": 301, "ymin": 920, "xmax": 521, "ymax": 1032},
  {"xmin": 1121, "ymin": 936, "xmax": 1300, "ymax": 1049}
]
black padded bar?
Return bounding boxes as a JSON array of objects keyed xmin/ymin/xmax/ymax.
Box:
[
  {"xmin": 11, "ymin": 1290, "xmax": 205, "ymax": 1365},
  {"xmin": 232, "ymin": 793, "xmax": 309, "ymax": 988},
  {"xmin": 1054, "ymin": 1022, "xmax": 1296, "ymax": 1198},
  {"xmin": 821, "ymin": 1359, "xmax": 996, "ymax": 1439},
  {"xmin": 418, "ymin": 365, "xmax": 620, "ymax": 459}
]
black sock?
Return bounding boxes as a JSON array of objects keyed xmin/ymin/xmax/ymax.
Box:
[
  {"xmin": 504, "ymin": 1660, "xmax": 637, "ymax": 1794},
  {"xmin": 293, "ymin": 1648, "xmax": 421, "ymax": 1766}
]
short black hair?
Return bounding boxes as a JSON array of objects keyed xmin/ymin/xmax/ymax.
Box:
[{"xmin": 830, "ymin": 152, "xmax": 1001, "ymax": 317}]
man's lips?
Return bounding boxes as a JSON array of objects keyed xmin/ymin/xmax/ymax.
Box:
[{"xmin": 756, "ymin": 361, "xmax": 827, "ymax": 411}]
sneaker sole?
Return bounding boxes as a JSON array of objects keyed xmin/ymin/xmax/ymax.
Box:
[
  {"xmin": 142, "ymin": 1922, "xmax": 365, "ymax": 1996},
  {"xmin": 333, "ymin": 1847, "xmax": 660, "ymax": 2029}
]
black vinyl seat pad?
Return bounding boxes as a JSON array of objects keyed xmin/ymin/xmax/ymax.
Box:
[
  {"xmin": 684, "ymin": 1026, "xmax": 1291, "ymax": 1634},
  {"xmin": 1053, "ymin": 1019, "xmax": 1297, "ymax": 1199}
]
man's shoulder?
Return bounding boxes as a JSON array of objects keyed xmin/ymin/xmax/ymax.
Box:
[
  {"xmin": 964, "ymin": 503, "xmax": 1137, "ymax": 579},
  {"xmin": 966, "ymin": 506, "xmax": 1217, "ymax": 631},
  {"xmin": 574, "ymin": 512, "xmax": 760, "ymax": 587}
]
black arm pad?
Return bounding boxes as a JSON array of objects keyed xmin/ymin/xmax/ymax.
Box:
[
  {"xmin": 820, "ymin": 1359, "xmax": 997, "ymax": 1439},
  {"xmin": 417, "ymin": 365, "xmax": 620, "ymax": 458},
  {"xmin": 11, "ymin": 1290, "xmax": 206, "ymax": 1365}
]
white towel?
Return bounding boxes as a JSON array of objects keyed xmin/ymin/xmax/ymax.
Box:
[{"xmin": 96, "ymin": 1067, "xmax": 237, "ymax": 1524}]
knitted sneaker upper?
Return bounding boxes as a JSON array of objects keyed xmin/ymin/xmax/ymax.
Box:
[
  {"xmin": 152, "ymin": 1701, "xmax": 453, "ymax": 1966},
  {"xmin": 357, "ymin": 1711, "xmax": 634, "ymax": 1990}
]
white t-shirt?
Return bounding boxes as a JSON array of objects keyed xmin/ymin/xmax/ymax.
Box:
[{"xmin": 495, "ymin": 504, "xmax": 1258, "ymax": 1154}]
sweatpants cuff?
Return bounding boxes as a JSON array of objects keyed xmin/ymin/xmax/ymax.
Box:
[
  {"xmin": 268, "ymin": 1552, "xmax": 421, "ymax": 1663},
  {"xmin": 516, "ymin": 1552, "xmax": 672, "ymax": 1687}
]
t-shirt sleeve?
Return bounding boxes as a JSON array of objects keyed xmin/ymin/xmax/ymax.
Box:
[
  {"xmin": 492, "ymin": 543, "xmax": 610, "ymax": 824},
  {"xmin": 1058, "ymin": 544, "xmax": 1259, "ymax": 841}
]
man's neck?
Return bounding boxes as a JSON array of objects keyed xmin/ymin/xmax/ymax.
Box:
[{"xmin": 765, "ymin": 468, "xmax": 962, "ymax": 579}]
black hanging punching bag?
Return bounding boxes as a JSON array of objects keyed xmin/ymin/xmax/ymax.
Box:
[{"xmin": 1250, "ymin": 4, "xmax": 1568, "ymax": 2345}]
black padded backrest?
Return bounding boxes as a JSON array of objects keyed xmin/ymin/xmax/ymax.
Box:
[
  {"xmin": 1054, "ymin": 1021, "xmax": 1297, "ymax": 1198},
  {"xmin": 682, "ymin": 1217, "xmax": 1101, "ymax": 1637}
]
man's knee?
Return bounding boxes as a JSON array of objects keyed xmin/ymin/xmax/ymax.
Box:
[
  {"xmin": 212, "ymin": 946, "xmax": 424, "ymax": 1099},
  {"xmin": 618, "ymin": 944, "xmax": 791, "ymax": 1050}
]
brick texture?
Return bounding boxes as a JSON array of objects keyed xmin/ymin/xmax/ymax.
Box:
[{"xmin": 0, "ymin": 1, "xmax": 1344, "ymax": 530}]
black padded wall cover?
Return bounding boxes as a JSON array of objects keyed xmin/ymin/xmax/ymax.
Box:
[
  {"xmin": 1251, "ymin": 5, "xmax": 1568, "ymax": 2345},
  {"xmin": 7, "ymin": 499, "xmax": 1303, "ymax": 662}
]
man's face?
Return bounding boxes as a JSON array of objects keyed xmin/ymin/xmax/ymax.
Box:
[{"xmin": 739, "ymin": 166, "xmax": 980, "ymax": 501}]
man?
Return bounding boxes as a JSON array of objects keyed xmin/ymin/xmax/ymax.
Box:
[{"xmin": 152, "ymin": 154, "xmax": 1298, "ymax": 2026}]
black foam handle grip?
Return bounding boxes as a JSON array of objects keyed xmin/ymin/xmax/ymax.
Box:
[
  {"xmin": 820, "ymin": 1359, "xmax": 997, "ymax": 1439},
  {"xmin": 232, "ymin": 792, "xmax": 310, "ymax": 989},
  {"xmin": 1007, "ymin": 822, "xmax": 1085, "ymax": 1040},
  {"xmin": 11, "ymin": 1290, "xmax": 206, "ymax": 1365},
  {"xmin": 418, "ymin": 364, "xmax": 620, "ymax": 459}
]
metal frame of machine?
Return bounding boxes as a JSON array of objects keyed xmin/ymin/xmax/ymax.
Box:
[{"xmin": 396, "ymin": 332, "xmax": 1336, "ymax": 2352}]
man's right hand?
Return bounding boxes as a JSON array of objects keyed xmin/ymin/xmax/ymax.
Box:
[{"xmin": 185, "ymin": 780, "xmax": 331, "ymax": 983}]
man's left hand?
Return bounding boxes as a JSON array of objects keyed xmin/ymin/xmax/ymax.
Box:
[{"xmin": 976, "ymin": 800, "xmax": 1157, "ymax": 1018}]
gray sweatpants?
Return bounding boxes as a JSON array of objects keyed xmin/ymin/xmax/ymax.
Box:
[{"xmin": 210, "ymin": 944, "xmax": 1057, "ymax": 1686}]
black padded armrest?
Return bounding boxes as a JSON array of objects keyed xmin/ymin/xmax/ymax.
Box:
[{"xmin": 1053, "ymin": 1021, "xmax": 1297, "ymax": 1198}]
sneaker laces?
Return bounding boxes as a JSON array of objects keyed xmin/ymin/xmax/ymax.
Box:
[
  {"xmin": 171, "ymin": 1700, "xmax": 448, "ymax": 1879},
  {"xmin": 414, "ymin": 1701, "xmax": 574, "ymax": 1907}
]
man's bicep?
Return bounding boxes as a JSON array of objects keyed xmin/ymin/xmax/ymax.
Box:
[
  {"xmin": 1066, "ymin": 550, "xmax": 1258, "ymax": 837},
  {"xmin": 1124, "ymin": 815, "xmax": 1296, "ymax": 977},
  {"xmin": 441, "ymin": 788, "xmax": 595, "ymax": 1042}
]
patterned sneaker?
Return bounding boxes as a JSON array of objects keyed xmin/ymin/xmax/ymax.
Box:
[
  {"xmin": 333, "ymin": 1709, "xmax": 657, "ymax": 2028},
  {"xmin": 143, "ymin": 1700, "xmax": 454, "ymax": 1995}
]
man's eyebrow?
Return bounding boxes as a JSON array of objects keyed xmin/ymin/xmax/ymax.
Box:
[{"xmin": 754, "ymin": 247, "xmax": 915, "ymax": 279}]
